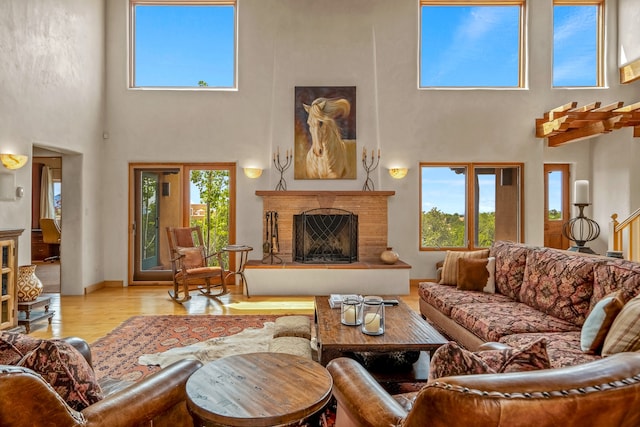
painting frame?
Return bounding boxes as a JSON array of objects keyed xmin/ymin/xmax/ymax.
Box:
[{"xmin": 294, "ymin": 86, "xmax": 357, "ymax": 180}]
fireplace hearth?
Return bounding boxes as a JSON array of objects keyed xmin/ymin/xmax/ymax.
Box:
[{"xmin": 293, "ymin": 208, "xmax": 358, "ymax": 263}]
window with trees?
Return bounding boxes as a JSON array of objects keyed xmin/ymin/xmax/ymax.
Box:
[
  {"xmin": 553, "ymin": 0, "xmax": 603, "ymax": 87},
  {"xmin": 420, "ymin": 163, "xmax": 523, "ymax": 250},
  {"xmin": 419, "ymin": 0, "xmax": 525, "ymax": 88},
  {"xmin": 129, "ymin": 0, "xmax": 236, "ymax": 89}
]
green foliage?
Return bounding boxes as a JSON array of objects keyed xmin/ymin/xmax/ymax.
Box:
[
  {"xmin": 141, "ymin": 174, "xmax": 158, "ymax": 259},
  {"xmin": 548, "ymin": 209, "xmax": 561, "ymax": 220},
  {"xmin": 421, "ymin": 208, "xmax": 495, "ymax": 248},
  {"xmin": 190, "ymin": 170, "xmax": 229, "ymax": 265}
]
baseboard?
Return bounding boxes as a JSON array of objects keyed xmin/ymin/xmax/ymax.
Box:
[{"xmin": 84, "ymin": 280, "xmax": 123, "ymax": 294}]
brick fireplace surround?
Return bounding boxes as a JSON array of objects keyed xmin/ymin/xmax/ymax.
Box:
[{"xmin": 244, "ymin": 191, "xmax": 411, "ymax": 296}]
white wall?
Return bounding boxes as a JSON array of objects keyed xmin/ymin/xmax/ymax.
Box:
[
  {"xmin": 0, "ymin": 0, "xmax": 105, "ymax": 294},
  {"xmin": 101, "ymin": 0, "xmax": 639, "ymax": 281},
  {"xmin": 619, "ymin": 0, "xmax": 640, "ymax": 66}
]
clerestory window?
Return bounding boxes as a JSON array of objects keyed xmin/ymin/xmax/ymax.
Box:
[
  {"xmin": 420, "ymin": 163, "xmax": 524, "ymax": 250},
  {"xmin": 419, "ymin": 0, "xmax": 525, "ymax": 88},
  {"xmin": 553, "ymin": 0, "xmax": 604, "ymax": 87},
  {"xmin": 129, "ymin": 0, "xmax": 237, "ymax": 89}
]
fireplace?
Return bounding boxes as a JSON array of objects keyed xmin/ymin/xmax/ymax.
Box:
[{"xmin": 293, "ymin": 208, "xmax": 358, "ymax": 263}]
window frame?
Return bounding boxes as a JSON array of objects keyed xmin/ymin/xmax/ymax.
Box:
[
  {"xmin": 419, "ymin": 0, "xmax": 526, "ymax": 89},
  {"xmin": 419, "ymin": 162, "xmax": 525, "ymax": 251},
  {"xmin": 552, "ymin": 0, "xmax": 604, "ymax": 88},
  {"xmin": 128, "ymin": 0, "xmax": 237, "ymax": 90}
]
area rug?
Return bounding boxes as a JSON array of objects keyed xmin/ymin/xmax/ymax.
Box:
[{"xmin": 91, "ymin": 314, "xmax": 282, "ymax": 382}]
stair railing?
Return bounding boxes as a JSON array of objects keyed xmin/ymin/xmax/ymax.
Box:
[{"xmin": 610, "ymin": 208, "xmax": 640, "ymax": 262}]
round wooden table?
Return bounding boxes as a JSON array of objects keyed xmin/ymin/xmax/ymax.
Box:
[{"xmin": 186, "ymin": 352, "xmax": 333, "ymax": 427}]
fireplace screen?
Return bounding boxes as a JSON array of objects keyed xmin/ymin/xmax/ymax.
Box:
[{"xmin": 293, "ymin": 208, "xmax": 358, "ymax": 263}]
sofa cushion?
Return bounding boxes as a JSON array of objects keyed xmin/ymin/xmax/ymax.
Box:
[
  {"xmin": 581, "ymin": 291, "xmax": 625, "ymax": 354},
  {"xmin": 428, "ymin": 339, "xmax": 550, "ymax": 381},
  {"xmin": 592, "ymin": 262, "xmax": 640, "ymax": 311},
  {"xmin": 519, "ymin": 248, "xmax": 599, "ymax": 326},
  {"xmin": 456, "ymin": 257, "xmax": 496, "ymax": 293},
  {"xmin": 418, "ymin": 282, "xmax": 513, "ymax": 317},
  {"xmin": 490, "ymin": 241, "xmax": 539, "ymax": 300},
  {"xmin": 439, "ymin": 249, "xmax": 490, "ymax": 286},
  {"xmin": 450, "ymin": 302, "xmax": 579, "ymax": 343},
  {"xmin": 602, "ymin": 294, "xmax": 640, "ymax": 356},
  {"xmin": 18, "ymin": 339, "xmax": 104, "ymax": 411},
  {"xmin": 176, "ymin": 246, "xmax": 205, "ymax": 269},
  {"xmin": 499, "ymin": 332, "xmax": 601, "ymax": 369}
]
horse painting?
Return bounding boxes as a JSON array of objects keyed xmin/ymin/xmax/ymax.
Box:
[{"xmin": 303, "ymin": 97, "xmax": 352, "ymax": 179}]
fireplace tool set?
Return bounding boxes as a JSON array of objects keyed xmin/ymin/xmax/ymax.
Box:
[{"xmin": 262, "ymin": 210, "xmax": 283, "ymax": 264}]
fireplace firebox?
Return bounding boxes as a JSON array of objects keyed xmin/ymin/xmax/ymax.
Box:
[{"xmin": 293, "ymin": 208, "xmax": 358, "ymax": 263}]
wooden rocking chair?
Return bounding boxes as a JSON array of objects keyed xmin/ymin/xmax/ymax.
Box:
[{"xmin": 166, "ymin": 226, "xmax": 227, "ymax": 303}]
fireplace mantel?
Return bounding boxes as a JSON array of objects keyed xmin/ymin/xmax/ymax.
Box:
[
  {"xmin": 256, "ymin": 190, "xmax": 395, "ymax": 261},
  {"xmin": 256, "ymin": 191, "xmax": 395, "ymax": 197}
]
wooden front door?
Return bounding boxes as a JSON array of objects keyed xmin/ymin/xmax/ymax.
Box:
[{"xmin": 544, "ymin": 164, "xmax": 571, "ymax": 250}]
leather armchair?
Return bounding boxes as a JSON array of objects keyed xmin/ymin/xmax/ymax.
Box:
[
  {"xmin": 327, "ymin": 352, "xmax": 640, "ymax": 427},
  {"xmin": 0, "ymin": 337, "xmax": 203, "ymax": 427}
]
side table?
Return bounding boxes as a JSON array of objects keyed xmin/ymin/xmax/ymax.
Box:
[
  {"xmin": 187, "ymin": 352, "xmax": 332, "ymax": 427},
  {"xmin": 222, "ymin": 245, "xmax": 253, "ymax": 297},
  {"xmin": 17, "ymin": 295, "xmax": 55, "ymax": 333}
]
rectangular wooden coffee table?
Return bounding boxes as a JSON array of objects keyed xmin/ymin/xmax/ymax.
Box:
[{"xmin": 314, "ymin": 295, "xmax": 447, "ymax": 371}]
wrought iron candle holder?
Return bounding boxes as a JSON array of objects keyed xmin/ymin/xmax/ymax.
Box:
[
  {"xmin": 562, "ymin": 203, "xmax": 600, "ymax": 254},
  {"xmin": 273, "ymin": 147, "xmax": 292, "ymax": 191},
  {"xmin": 362, "ymin": 147, "xmax": 380, "ymax": 191}
]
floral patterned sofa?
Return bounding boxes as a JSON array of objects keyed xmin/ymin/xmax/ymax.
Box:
[{"xmin": 419, "ymin": 240, "xmax": 640, "ymax": 368}]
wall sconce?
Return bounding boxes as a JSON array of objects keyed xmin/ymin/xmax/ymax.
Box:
[
  {"xmin": 243, "ymin": 167, "xmax": 263, "ymax": 179},
  {"xmin": 0, "ymin": 154, "xmax": 28, "ymax": 170},
  {"xmin": 388, "ymin": 168, "xmax": 408, "ymax": 179}
]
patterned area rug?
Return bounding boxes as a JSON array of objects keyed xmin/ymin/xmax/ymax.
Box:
[{"xmin": 91, "ymin": 314, "xmax": 282, "ymax": 381}]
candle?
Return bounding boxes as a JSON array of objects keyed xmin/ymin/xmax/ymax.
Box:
[
  {"xmin": 574, "ymin": 180, "xmax": 589, "ymax": 204},
  {"xmin": 364, "ymin": 313, "xmax": 380, "ymax": 333},
  {"xmin": 343, "ymin": 305, "xmax": 357, "ymax": 324}
]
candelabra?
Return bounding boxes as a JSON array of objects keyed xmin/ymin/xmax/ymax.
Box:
[
  {"xmin": 273, "ymin": 147, "xmax": 292, "ymax": 191},
  {"xmin": 562, "ymin": 203, "xmax": 600, "ymax": 254},
  {"xmin": 362, "ymin": 147, "xmax": 380, "ymax": 191}
]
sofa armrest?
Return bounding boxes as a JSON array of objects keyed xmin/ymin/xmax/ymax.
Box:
[
  {"xmin": 82, "ymin": 359, "xmax": 202, "ymax": 427},
  {"xmin": 327, "ymin": 357, "xmax": 407, "ymax": 427}
]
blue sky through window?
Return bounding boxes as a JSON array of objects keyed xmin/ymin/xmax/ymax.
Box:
[
  {"xmin": 553, "ymin": 5, "xmax": 598, "ymax": 87},
  {"xmin": 134, "ymin": 5, "xmax": 235, "ymax": 87}
]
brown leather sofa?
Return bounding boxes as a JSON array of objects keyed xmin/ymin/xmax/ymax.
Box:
[
  {"xmin": 0, "ymin": 337, "xmax": 203, "ymax": 427},
  {"xmin": 327, "ymin": 352, "xmax": 640, "ymax": 427}
]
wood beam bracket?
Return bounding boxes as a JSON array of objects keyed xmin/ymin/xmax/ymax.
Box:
[{"xmin": 536, "ymin": 101, "xmax": 640, "ymax": 147}]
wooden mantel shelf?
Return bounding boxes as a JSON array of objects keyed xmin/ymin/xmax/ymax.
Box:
[{"xmin": 256, "ymin": 191, "xmax": 395, "ymax": 197}]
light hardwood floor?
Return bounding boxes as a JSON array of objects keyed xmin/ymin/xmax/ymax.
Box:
[{"xmin": 28, "ymin": 282, "xmax": 421, "ymax": 343}]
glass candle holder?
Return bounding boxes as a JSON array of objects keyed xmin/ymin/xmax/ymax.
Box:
[
  {"xmin": 341, "ymin": 296, "xmax": 363, "ymax": 326},
  {"xmin": 361, "ymin": 295, "xmax": 384, "ymax": 335}
]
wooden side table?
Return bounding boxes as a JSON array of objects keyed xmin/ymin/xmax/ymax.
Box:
[
  {"xmin": 17, "ymin": 295, "xmax": 55, "ymax": 333},
  {"xmin": 186, "ymin": 352, "xmax": 332, "ymax": 427}
]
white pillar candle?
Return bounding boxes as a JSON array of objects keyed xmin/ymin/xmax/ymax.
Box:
[
  {"xmin": 343, "ymin": 305, "xmax": 357, "ymax": 324},
  {"xmin": 364, "ymin": 313, "xmax": 380, "ymax": 333},
  {"xmin": 574, "ymin": 180, "xmax": 589, "ymax": 204}
]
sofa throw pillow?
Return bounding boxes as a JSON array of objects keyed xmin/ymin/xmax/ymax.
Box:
[
  {"xmin": 176, "ymin": 247, "xmax": 205, "ymax": 269},
  {"xmin": 602, "ymin": 294, "xmax": 640, "ymax": 356},
  {"xmin": 18, "ymin": 339, "xmax": 104, "ymax": 411},
  {"xmin": 581, "ymin": 291, "xmax": 626, "ymax": 354},
  {"xmin": 456, "ymin": 257, "xmax": 496, "ymax": 293},
  {"xmin": 428, "ymin": 339, "xmax": 551, "ymax": 381},
  {"xmin": 476, "ymin": 338, "xmax": 551, "ymax": 373},
  {"xmin": 439, "ymin": 249, "xmax": 490, "ymax": 286},
  {"xmin": 0, "ymin": 332, "xmax": 43, "ymax": 365},
  {"xmin": 428, "ymin": 341, "xmax": 493, "ymax": 381}
]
